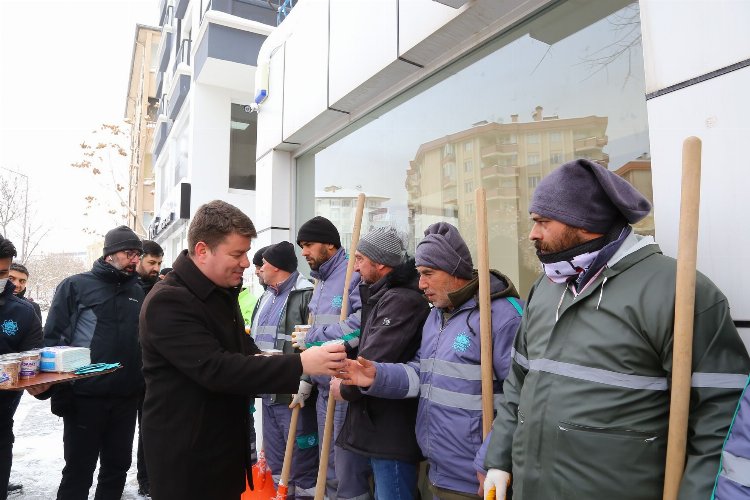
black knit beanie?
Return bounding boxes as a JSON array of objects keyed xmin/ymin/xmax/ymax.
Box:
[
  {"xmin": 252, "ymin": 246, "xmax": 270, "ymax": 267},
  {"xmin": 262, "ymin": 242, "xmax": 298, "ymax": 273},
  {"xmin": 296, "ymin": 216, "xmax": 341, "ymax": 248},
  {"xmin": 103, "ymin": 225, "xmax": 142, "ymax": 256}
]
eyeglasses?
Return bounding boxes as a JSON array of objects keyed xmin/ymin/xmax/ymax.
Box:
[{"xmin": 122, "ymin": 249, "xmax": 144, "ymax": 260}]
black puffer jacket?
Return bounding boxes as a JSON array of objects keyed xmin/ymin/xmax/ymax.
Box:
[
  {"xmin": 337, "ymin": 257, "xmax": 430, "ymax": 462},
  {"xmin": 43, "ymin": 257, "xmax": 145, "ymax": 397}
]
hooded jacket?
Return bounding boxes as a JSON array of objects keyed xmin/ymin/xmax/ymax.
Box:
[
  {"xmin": 365, "ymin": 270, "xmax": 523, "ymax": 494},
  {"xmin": 43, "ymin": 257, "xmax": 144, "ymax": 397},
  {"xmin": 305, "ymin": 247, "xmax": 362, "ymax": 391},
  {"xmin": 485, "ymin": 233, "xmax": 750, "ymax": 500},
  {"xmin": 337, "ymin": 258, "xmax": 430, "ymax": 462},
  {"xmin": 16, "ymin": 288, "xmax": 42, "ymax": 321}
]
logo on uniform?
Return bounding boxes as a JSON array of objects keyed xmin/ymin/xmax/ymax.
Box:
[
  {"xmin": 452, "ymin": 332, "xmax": 471, "ymax": 352},
  {"xmin": 382, "ymin": 318, "xmax": 391, "ymax": 326},
  {"xmin": 331, "ymin": 295, "xmax": 343, "ymax": 308},
  {"xmin": 1, "ymin": 319, "xmax": 18, "ymax": 336}
]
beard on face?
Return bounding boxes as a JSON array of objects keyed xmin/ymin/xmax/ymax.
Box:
[
  {"xmin": 306, "ymin": 253, "xmax": 328, "ymax": 271},
  {"xmin": 534, "ymin": 226, "xmax": 588, "ymax": 255}
]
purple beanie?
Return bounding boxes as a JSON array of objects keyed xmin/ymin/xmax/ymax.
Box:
[
  {"xmin": 415, "ymin": 222, "xmax": 473, "ymax": 279},
  {"xmin": 529, "ymin": 159, "xmax": 652, "ymax": 233}
]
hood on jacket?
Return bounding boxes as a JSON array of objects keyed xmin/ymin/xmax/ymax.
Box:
[
  {"xmin": 447, "ymin": 269, "xmax": 519, "ymax": 310},
  {"xmin": 93, "ymin": 256, "xmax": 139, "ymax": 285}
]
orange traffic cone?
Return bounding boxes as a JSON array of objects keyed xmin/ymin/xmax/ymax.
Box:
[{"xmin": 242, "ymin": 451, "xmax": 277, "ymax": 500}]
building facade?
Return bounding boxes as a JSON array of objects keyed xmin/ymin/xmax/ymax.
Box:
[
  {"xmin": 125, "ymin": 24, "xmax": 161, "ymax": 237},
  {"xmin": 251, "ymin": 0, "xmax": 749, "ymax": 345},
  {"xmin": 147, "ymin": 0, "xmax": 278, "ymax": 264}
]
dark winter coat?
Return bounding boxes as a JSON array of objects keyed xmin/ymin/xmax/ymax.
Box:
[
  {"xmin": 337, "ymin": 258, "xmax": 430, "ymax": 462},
  {"xmin": 139, "ymin": 250, "xmax": 304, "ymax": 500},
  {"xmin": 43, "ymin": 257, "xmax": 144, "ymax": 397},
  {"xmin": 16, "ymin": 289, "xmax": 41, "ymax": 321},
  {"xmin": 138, "ymin": 276, "xmax": 158, "ymax": 296},
  {"xmin": 0, "ymin": 280, "xmax": 43, "ymax": 355}
]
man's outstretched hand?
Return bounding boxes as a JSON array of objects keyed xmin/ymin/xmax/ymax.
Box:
[
  {"xmin": 338, "ymin": 357, "xmax": 376, "ymax": 387},
  {"xmin": 299, "ymin": 343, "xmax": 346, "ymax": 376}
]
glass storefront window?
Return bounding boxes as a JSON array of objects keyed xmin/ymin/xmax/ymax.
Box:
[{"xmin": 296, "ymin": 1, "xmax": 652, "ymax": 296}]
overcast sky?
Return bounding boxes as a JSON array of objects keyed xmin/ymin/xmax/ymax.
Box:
[{"xmin": 0, "ymin": 0, "xmax": 157, "ymax": 255}]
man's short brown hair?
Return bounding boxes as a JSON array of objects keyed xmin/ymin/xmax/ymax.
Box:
[{"xmin": 187, "ymin": 200, "xmax": 257, "ymax": 255}]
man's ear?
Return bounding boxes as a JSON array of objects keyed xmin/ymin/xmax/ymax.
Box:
[{"xmin": 193, "ymin": 241, "xmax": 209, "ymax": 263}]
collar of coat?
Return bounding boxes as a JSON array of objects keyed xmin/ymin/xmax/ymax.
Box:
[
  {"xmin": 171, "ymin": 250, "xmax": 240, "ymax": 301},
  {"xmin": 365, "ymin": 257, "xmax": 421, "ymax": 303}
]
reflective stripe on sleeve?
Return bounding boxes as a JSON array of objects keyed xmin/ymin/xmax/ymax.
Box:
[
  {"xmin": 511, "ymin": 348, "xmax": 530, "ymax": 370},
  {"xmin": 691, "ymin": 372, "xmax": 749, "ymax": 389},
  {"xmin": 312, "ymin": 313, "xmax": 339, "ymax": 326}
]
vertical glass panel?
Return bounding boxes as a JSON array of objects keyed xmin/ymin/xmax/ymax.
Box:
[
  {"xmin": 229, "ymin": 103, "xmax": 257, "ymax": 190},
  {"xmin": 298, "ymin": 2, "xmax": 651, "ymax": 296}
]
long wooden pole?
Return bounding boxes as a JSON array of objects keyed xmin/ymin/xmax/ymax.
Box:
[
  {"xmin": 314, "ymin": 193, "xmax": 366, "ymax": 500},
  {"xmin": 663, "ymin": 136, "xmax": 702, "ymax": 500},
  {"xmin": 475, "ymin": 187, "xmax": 494, "ymax": 439},
  {"xmin": 276, "ymin": 281, "xmax": 318, "ymax": 500}
]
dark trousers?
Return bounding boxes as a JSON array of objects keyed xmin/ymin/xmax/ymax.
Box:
[
  {"xmin": 0, "ymin": 392, "xmax": 22, "ymax": 500},
  {"xmin": 136, "ymin": 391, "xmax": 148, "ymax": 487},
  {"xmin": 57, "ymin": 394, "xmax": 138, "ymax": 500}
]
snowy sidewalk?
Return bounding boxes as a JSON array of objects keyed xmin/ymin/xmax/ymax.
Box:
[{"xmin": 11, "ymin": 393, "xmax": 144, "ymax": 499}]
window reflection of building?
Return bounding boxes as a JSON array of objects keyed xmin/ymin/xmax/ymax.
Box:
[
  {"xmin": 315, "ymin": 186, "xmax": 390, "ymax": 251},
  {"xmin": 615, "ymin": 154, "xmax": 653, "ymax": 235},
  {"xmin": 406, "ymin": 109, "xmax": 611, "ymax": 291}
]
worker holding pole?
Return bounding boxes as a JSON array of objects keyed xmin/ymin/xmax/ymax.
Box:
[
  {"xmin": 482, "ymin": 158, "xmax": 750, "ymax": 499},
  {"xmin": 293, "ymin": 215, "xmax": 372, "ymax": 500},
  {"xmin": 339, "ymin": 222, "xmax": 523, "ymax": 499}
]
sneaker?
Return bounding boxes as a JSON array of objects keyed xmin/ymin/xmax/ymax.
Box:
[
  {"xmin": 137, "ymin": 482, "xmax": 150, "ymax": 497},
  {"xmin": 7, "ymin": 483, "xmax": 22, "ymax": 494}
]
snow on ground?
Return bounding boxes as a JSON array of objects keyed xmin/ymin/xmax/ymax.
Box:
[
  {"xmin": 11, "ymin": 394, "xmax": 265, "ymax": 499},
  {"xmin": 11, "ymin": 393, "xmax": 142, "ymax": 499}
]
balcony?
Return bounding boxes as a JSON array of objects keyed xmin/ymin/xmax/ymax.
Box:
[
  {"xmin": 574, "ymin": 136, "xmax": 608, "ymax": 152},
  {"xmin": 156, "ymin": 26, "xmax": 174, "ymax": 74},
  {"xmin": 481, "ymin": 164, "xmax": 518, "ymax": 178},
  {"xmin": 152, "ymin": 115, "xmax": 172, "ymax": 160},
  {"xmin": 481, "ymin": 142, "xmax": 518, "ymax": 158},
  {"xmin": 442, "ymin": 176, "xmax": 457, "ymax": 189},
  {"xmin": 159, "ymin": 0, "xmax": 173, "ymax": 26},
  {"xmin": 201, "ymin": 0, "xmax": 277, "ymax": 25},
  {"xmin": 173, "ymin": 38, "xmax": 192, "ymax": 73},
  {"xmin": 486, "ymin": 186, "xmax": 519, "ymax": 200},
  {"xmin": 194, "ymin": 14, "xmax": 271, "ymax": 89},
  {"xmin": 175, "ymin": 0, "xmax": 189, "ymax": 19},
  {"xmin": 168, "ymin": 74, "xmax": 191, "ymax": 121}
]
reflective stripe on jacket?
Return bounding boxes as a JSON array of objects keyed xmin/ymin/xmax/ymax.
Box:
[{"xmin": 713, "ymin": 375, "xmax": 750, "ymax": 498}]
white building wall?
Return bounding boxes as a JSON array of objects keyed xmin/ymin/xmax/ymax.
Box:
[{"xmin": 639, "ymin": 0, "xmax": 750, "ymax": 345}]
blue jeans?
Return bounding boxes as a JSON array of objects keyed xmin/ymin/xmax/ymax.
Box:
[{"xmin": 370, "ymin": 457, "xmax": 417, "ymax": 500}]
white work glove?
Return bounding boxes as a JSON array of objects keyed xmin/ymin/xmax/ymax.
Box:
[
  {"xmin": 292, "ymin": 325, "xmax": 310, "ymax": 350},
  {"xmin": 483, "ymin": 469, "xmax": 510, "ymax": 499},
  {"xmin": 289, "ymin": 380, "xmax": 313, "ymax": 408}
]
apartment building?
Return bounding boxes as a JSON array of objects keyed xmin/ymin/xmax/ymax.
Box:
[
  {"xmin": 147, "ymin": 0, "xmax": 277, "ymax": 264},
  {"xmin": 125, "ymin": 24, "xmax": 161, "ymax": 237}
]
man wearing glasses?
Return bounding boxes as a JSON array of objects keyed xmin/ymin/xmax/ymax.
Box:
[{"xmin": 34, "ymin": 225, "xmax": 145, "ymax": 500}]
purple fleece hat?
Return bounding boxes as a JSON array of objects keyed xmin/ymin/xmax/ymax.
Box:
[
  {"xmin": 415, "ymin": 222, "xmax": 473, "ymax": 279},
  {"xmin": 529, "ymin": 159, "xmax": 652, "ymax": 233}
]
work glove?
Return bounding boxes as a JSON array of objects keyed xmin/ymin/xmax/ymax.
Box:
[
  {"xmin": 292, "ymin": 325, "xmax": 310, "ymax": 350},
  {"xmin": 289, "ymin": 380, "xmax": 313, "ymax": 408},
  {"xmin": 484, "ymin": 469, "xmax": 510, "ymax": 500}
]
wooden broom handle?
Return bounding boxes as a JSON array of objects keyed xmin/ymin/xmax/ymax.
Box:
[
  {"xmin": 663, "ymin": 136, "xmax": 702, "ymax": 499},
  {"xmin": 475, "ymin": 187, "xmax": 494, "ymax": 438}
]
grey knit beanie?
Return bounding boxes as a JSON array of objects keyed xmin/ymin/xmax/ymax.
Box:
[
  {"xmin": 415, "ymin": 222, "xmax": 473, "ymax": 279},
  {"xmin": 529, "ymin": 159, "xmax": 652, "ymax": 233},
  {"xmin": 357, "ymin": 227, "xmax": 405, "ymax": 267}
]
